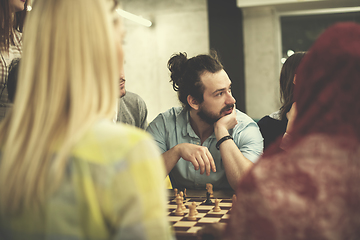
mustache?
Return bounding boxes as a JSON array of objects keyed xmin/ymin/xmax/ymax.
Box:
[{"xmin": 220, "ymin": 104, "xmax": 234, "ymax": 114}]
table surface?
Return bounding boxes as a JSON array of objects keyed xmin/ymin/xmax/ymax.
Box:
[
  {"xmin": 169, "ymin": 188, "xmax": 235, "ymax": 198},
  {"xmin": 167, "ymin": 189, "xmax": 235, "ymax": 240}
]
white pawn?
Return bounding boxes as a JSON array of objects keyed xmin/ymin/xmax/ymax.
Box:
[
  {"xmin": 187, "ymin": 202, "xmax": 197, "ymax": 220},
  {"xmin": 231, "ymin": 194, "xmax": 237, "ymax": 210},
  {"xmin": 213, "ymin": 198, "xmax": 221, "ymax": 212},
  {"xmin": 180, "ymin": 191, "xmax": 186, "ymax": 210},
  {"xmin": 192, "ymin": 201, "xmax": 198, "ymax": 215},
  {"xmin": 175, "ymin": 194, "xmax": 184, "ymax": 216}
]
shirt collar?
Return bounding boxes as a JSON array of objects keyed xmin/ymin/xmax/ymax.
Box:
[{"xmin": 181, "ymin": 109, "xmax": 216, "ymax": 139}]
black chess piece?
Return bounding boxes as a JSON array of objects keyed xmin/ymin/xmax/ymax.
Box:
[{"xmin": 204, "ymin": 191, "xmax": 213, "ymax": 205}]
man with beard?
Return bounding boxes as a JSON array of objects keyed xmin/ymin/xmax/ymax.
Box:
[
  {"xmin": 116, "ymin": 70, "xmax": 148, "ymax": 129},
  {"xmin": 147, "ymin": 53, "xmax": 263, "ymax": 190}
]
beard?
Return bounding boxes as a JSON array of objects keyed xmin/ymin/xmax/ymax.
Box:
[
  {"xmin": 197, "ymin": 104, "xmax": 235, "ymax": 125},
  {"xmin": 119, "ymin": 79, "xmax": 126, "ymax": 98}
]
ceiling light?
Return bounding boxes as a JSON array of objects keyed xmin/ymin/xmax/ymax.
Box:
[{"xmin": 116, "ymin": 9, "xmax": 152, "ymax": 27}]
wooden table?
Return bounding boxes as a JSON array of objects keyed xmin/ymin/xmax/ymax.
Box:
[
  {"xmin": 169, "ymin": 188, "xmax": 234, "ymax": 198},
  {"xmin": 167, "ymin": 189, "xmax": 235, "ymax": 240}
]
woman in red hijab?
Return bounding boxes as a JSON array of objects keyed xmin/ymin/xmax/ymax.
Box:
[
  {"xmin": 198, "ymin": 22, "xmax": 360, "ymax": 240},
  {"xmin": 227, "ymin": 21, "xmax": 360, "ymax": 240}
]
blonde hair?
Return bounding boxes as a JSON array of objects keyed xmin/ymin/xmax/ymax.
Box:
[{"xmin": 0, "ymin": 0, "xmax": 119, "ymax": 214}]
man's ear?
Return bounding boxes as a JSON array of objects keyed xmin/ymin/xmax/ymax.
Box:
[
  {"xmin": 187, "ymin": 95, "xmax": 200, "ymax": 111},
  {"xmin": 293, "ymin": 74, "xmax": 297, "ymax": 84}
]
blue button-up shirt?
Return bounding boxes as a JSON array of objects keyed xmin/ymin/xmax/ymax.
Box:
[{"xmin": 147, "ymin": 107, "xmax": 263, "ymax": 190}]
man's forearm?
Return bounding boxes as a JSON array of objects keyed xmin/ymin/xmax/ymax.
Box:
[
  {"xmin": 218, "ymin": 139, "xmax": 254, "ymax": 190},
  {"xmin": 214, "ymin": 125, "xmax": 253, "ymax": 190},
  {"xmin": 162, "ymin": 145, "xmax": 181, "ymax": 175}
]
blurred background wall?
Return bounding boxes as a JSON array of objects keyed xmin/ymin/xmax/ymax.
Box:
[
  {"xmin": 121, "ymin": 0, "xmax": 210, "ymax": 122},
  {"xmin": 120, "ymin": 0, "xmax": 360, "ymax": 122}
]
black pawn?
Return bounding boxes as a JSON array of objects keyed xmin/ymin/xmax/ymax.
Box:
[{"xmin": 204, "ymin": 191, "xmax": 213, "ymax": 205}]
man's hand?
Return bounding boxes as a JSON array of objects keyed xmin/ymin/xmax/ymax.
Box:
[
  {"xmin": 175, "ymin": 143, "xmax": 216, "ymax": 176},
  {"xmin": 214, "ymin": 107, "xmax": 237, "ymax": 139}
]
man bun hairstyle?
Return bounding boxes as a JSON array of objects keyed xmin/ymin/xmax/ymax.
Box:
[
  {"xmin": 168, "ymin": 52, "xmax": 188, "ymax": 92},
  {"xmin": 168, "ymin": 51, "xmax": 223, "ymax": 110}
]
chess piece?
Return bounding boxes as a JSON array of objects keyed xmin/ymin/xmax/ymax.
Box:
[
  {"xmin": 206, "ymin": 183, "xmax": 214, "ymax": 197},
  {"xmin": 192, "ymin": 201, "xmax": 198, "ymax": 215},
  {"xmin": 180, "ymin": 191, "xmax": 186, "ymax": 210},
  {"xmin": 213, "ymin": 198, "xmax": 221, "ymax": 212},
  {"xmin": 183, "ymin": 188, "xmax": 187, "ymax": 200},
  {"xmin": 231, "ymin": 194, "xmax": 237, "ymax": 208},
  {"xmin": 175, "ymin": 194, "xmax": 184, "ymax": 215},
  {"xmin": 187, "ymin": 202, "xmax": 197, "ymax": 220},
  {"xmin": 174, "ymin": 188, "xmax": 178, "ymax": 197},
  {"xmin": 204, "ymin": 191, "xmax": 213, "ymax": 205}
]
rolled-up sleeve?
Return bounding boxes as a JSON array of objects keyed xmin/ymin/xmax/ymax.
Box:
[{"xmin": 233, "ymin": 122, "xmax": 263, "ymax": 163}]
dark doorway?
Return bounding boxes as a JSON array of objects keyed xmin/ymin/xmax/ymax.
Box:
[{"xmin": 207, "ymin": 0, "xmax": 246, "ymax": 112}]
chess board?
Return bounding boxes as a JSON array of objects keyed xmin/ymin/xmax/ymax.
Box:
[{"xmin": 167, "ymin": 195, "xmax": 232, "ymax": 240}]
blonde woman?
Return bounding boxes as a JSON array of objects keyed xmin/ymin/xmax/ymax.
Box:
[{"xmin": 0, "ymin": 0, "xmax": 173, "ymax": 239}]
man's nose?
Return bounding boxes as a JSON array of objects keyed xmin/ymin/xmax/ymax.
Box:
[{"xmin": 226, "ymin": 92, "xmax": 236, "ymax": 105}]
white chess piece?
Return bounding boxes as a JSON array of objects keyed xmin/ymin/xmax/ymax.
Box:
[
  {"xmin": 192, "ymin": 201, "xmax": 198, "ymax": 215},
  {"xmin": 175, "ymin": 194, "xmax": 184, "ymax": 216},
  {"xmin": 187, "ymin": 202, "xmax": 197, "ymax": 220},
  {"xmin": 180, "ymin": 191, "xmax": 186, "ymax": 210},
  {"xmin": 231, "ymin": 194, "xmax": 237, "ymax": 210},
  {"xmin": 213, "ymin": 199, "xmax": 221, "ymax": 212}
]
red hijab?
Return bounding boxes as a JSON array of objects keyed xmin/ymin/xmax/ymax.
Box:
[
  {"xmin": 293, "ymin": 22, "xmax": 360, "ymax": 142},
  {"xmin": 225, "ymin": 22, "xmax": 360, "ymax": 240}
]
